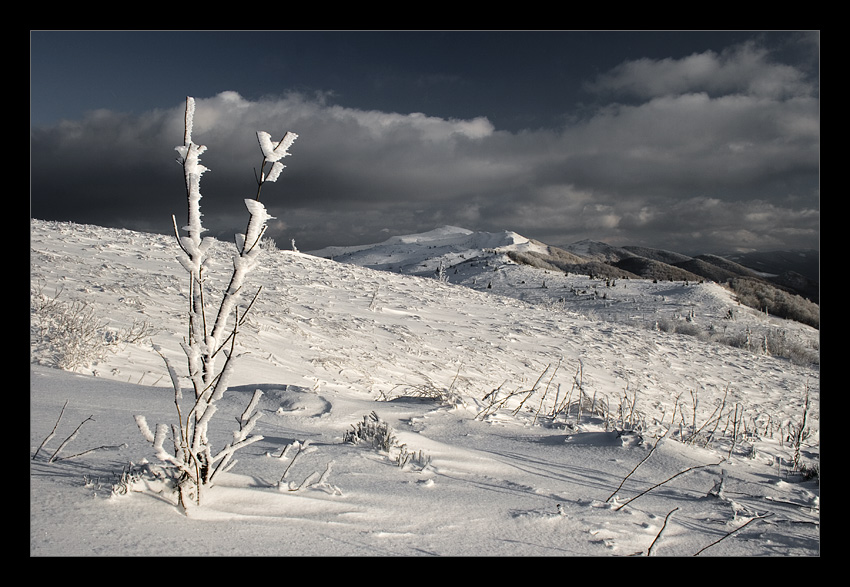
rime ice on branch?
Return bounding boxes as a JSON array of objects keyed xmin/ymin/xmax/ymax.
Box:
[{"xmin": 137, "ymin": 96, "xmax": 298, "ymax": 509}]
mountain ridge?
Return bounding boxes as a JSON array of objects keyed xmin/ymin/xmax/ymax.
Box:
[{"xmin": 307, "ymin": 226, "xmax": 819, "ymax": 325}]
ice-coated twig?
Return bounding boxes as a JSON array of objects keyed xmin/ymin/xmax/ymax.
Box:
[{"xmin": 278, "ymin": 439, "xmax": 312, "ymax": 482}]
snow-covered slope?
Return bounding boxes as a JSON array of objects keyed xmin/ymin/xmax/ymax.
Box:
[
  {"xmin": 560, "ymin": 239, "xmax": 639, "ymax": 263},
  {"xmin": 309, "ymin": 225, "xmax": 547, "ymax": 277},
  {"xmin": 309, "ymin": 226, "xmax": 818, "ymax": 362},
  {"xmin": 30, "ymin": 219, "xmax": 819, "ymax": 556}
]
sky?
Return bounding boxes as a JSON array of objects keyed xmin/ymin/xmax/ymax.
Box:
[{"xmin": 30, "ymin": 30, "xmax": 819, "ymax": 254}]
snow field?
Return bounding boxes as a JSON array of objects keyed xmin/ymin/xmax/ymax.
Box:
[{"xmin": 30, "ymin": 220, "xmax": 819, "ymax": 556}]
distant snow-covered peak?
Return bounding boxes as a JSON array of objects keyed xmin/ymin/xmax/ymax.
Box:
[
  {"xmin": 307, "ymin": 225, "xmax": 536, "ymax": 276},
  {"xmin": 386, "ymin": 225, "xmax": 474, "ymax": 245}
]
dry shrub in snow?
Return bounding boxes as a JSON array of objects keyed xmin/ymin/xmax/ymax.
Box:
[{"xmin": 30, "ymin": 282, "xmax": 157, "ymax": 371}]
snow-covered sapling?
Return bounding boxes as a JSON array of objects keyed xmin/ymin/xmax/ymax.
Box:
[{"xmin": 135, "ymin": 97, "xmax": 298, "ymax": 509}]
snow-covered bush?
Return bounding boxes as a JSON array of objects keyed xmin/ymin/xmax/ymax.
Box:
[
  {"xmin": 344, "ymin": 411, "xmax": 397, "ymax": 452},
  {"xmin": 134, "ymin": 97, "xmax": 298, "ymax": 509},
  {"xmin": 30, "ymin": 282, "xmax": 157, "ymax": 371},
  {"xmin": 343, "ymin": 411, "xmax": 431, "ymax": 471},
  {"xmin": 259, "ymin": 236, "xmax": 280, "ymax": 253}
]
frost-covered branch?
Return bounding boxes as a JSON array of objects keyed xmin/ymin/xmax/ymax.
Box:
[{"xmin": 134, "ymin": 96, "xmax": 297, "ymax": 509}]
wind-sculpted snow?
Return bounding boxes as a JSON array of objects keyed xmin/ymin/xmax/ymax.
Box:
[{"xmin": 30, "ymin": 219, "xmax": 818, "ymax": 556}]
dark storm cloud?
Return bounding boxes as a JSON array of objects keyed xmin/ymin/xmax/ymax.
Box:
[
  {"xmin": 31, "ymin": 35, "xmax": 818, "ymax": 254},
  {"xmin": 583, "ymin": 40, "xmax": 815, "ymax": 101}
]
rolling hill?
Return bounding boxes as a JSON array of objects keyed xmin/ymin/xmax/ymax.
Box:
[{"xmin": 309, "ymin": 226, "xmax": 819, "ymax": 326}]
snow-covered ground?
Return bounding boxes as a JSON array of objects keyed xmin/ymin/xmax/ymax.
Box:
[{"xmin": 30, "ymin": 219, "xmax": 819, "ymax": 556}]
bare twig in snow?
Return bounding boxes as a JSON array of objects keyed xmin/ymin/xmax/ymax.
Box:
[
  {"xmin": 615, "ymin": 459, "xmax": 724, "ymax": 511},
  {"xmin": 647, "ymin": 507, "xmax": 679, "ymax": 556},
  {"xmin": 33, "ymin": 400, "xmax": 68, "ymax": 460},
  {"xmin": 49, "ymin": 415, "xmax": 95, "ymax": 463},
  {"xmin": 693, "ymin": 513, "xmax": 774, "ymax": 556}
]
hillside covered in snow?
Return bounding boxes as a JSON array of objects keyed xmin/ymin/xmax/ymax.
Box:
[
  {"xmin": 31, "ymin": 219, "xmax": 819, "ymax": 556},
  {"xmin": 309, "ymin": 225, "xmax": 820, "ymax": 334}
]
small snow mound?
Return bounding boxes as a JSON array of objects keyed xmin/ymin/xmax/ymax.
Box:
[{"xmin": 229, "ymin": 383, "xmax": 332, "ymax": 417}]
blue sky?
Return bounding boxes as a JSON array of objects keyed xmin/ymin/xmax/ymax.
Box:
[{"xmin": 30, "ymin": 30, "xmax": 819, "ymax": 253}]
